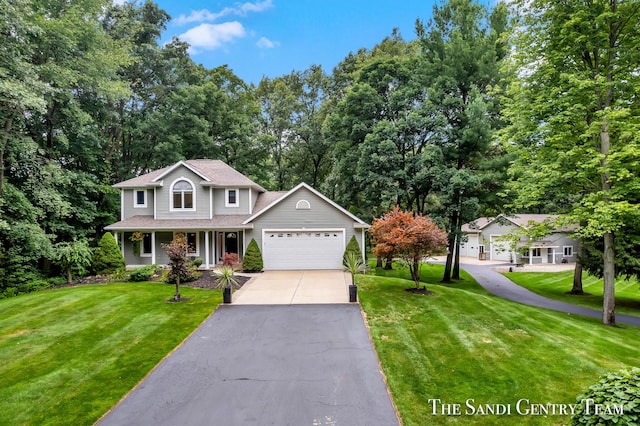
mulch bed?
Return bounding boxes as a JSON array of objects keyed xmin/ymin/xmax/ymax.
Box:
[
  {"xmin": 185, "ymin": 270, "xmax": 251, "ymax": 289},
  {"xmin": 60, "ymin": 270, "xmax": 251, "ymax": 289}
]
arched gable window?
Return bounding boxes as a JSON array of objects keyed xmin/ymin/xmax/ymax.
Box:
[{"xmin": 172, "ymin": 179, "xmax": 194, "ymax": 209}]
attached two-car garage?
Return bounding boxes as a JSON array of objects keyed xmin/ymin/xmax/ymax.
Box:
[{"xmin": 262, "ymin": 230, "xmax": 344, "ymax": 270}]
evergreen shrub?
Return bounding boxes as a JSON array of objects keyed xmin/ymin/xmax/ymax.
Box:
[
  {"xmin": 242, "ymin": 239, "xmax": 263, "ymax": 272},
  {"xmin": 92, "ymin": 232, "xmax": 125, "ymax": 275},
  {"xmin": 343, "ymin": 235, "xmax": 363, "ymax": 265}
]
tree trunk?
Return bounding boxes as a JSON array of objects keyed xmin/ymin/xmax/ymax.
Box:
[
  {"xmin": 412, "ymin": 256, "xmax": 421, "ymax": 288},
  {"xmin": 376, "ymin": 256, "xmax": 383, "ymax": 268},
  {"xmin": 175, "ymin": 276, "xmax": 181, "ymax": 301},
  {"xmin": 452, "ymin": 233, "xmax": 462, "ymax": 280},
  {"xmin": 441, "ymin": 234, "xmax": 455, "ymax": 282},
  {"xmin": 602, "ymin": 232, "xmax": 616, "ymax": 326},
  {"xmin": 569, "ymin": 237, "xmax": 584, "ymax": 294},
  {"xmin": 66, "ymin": 267, "xmax": 73, "ymax": 285}
]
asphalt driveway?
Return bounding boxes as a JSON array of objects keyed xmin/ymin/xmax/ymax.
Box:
[{"xmin": 98, "ymin": 304, "xmax": 399, "ymax": 426}]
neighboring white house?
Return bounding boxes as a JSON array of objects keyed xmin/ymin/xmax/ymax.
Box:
[
  {"xmin": 105, "ymin": 159, "xmax": 369, "ymax": 270},
  {"xmin": 460, "ymin": 214, "xmax": 577, "ymax": 264}
]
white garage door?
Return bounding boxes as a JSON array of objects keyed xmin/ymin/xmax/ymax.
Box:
[
  {"xmin": 490, "ymin": 236, "xmax": 511, "ymax": 261},
  {"xmin": 263, "ymin": 230, "xmax": 344, "ymax": 270}
]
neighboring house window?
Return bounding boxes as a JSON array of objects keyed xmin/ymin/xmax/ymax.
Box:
[
  {"xmin": 134, "ymin": 189, "xmax": 147, "ymax": 208},
  {"xmin": 478, "ymin": 245, "xmax": 485, "ymax": 254},
  {"xmin": 296, "ymin": 200, "xmax": 311, "ymax": 210},
  {"xmin": 141, "ymin": 233, "xmax": 152, "ymax": 256},
  {"xmin": 172, "ymin": 180, "xmax": 194, "ymax": 210},
  {"xmin": 174, "ymin": 232, "xmax": 198, "ymax": 255},
  {"xmin": 226, "ymin": 188, "xmax": 239, "ymax": 207},
  {"xmin": 564, "ymin": 246, "xmax": 574, "ymax": 257},
  {"xmin": 531, "ymin": 248, "xmax": 541, "ymax": 257}
]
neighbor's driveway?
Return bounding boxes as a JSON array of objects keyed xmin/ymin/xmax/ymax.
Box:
[
  {"xmin": 233, "ymin": 270, "xmax": 351, "ymax": 304},
  {"xmin": 97, "ymin": 305, "xmax": 399, "ymax": 426}
]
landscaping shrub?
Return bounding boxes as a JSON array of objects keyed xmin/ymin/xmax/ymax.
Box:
[
  {"xmin": 129, "ymin": 265, "xmax": 159, "ymax": 282},
  {"xmin": 222, "ymin": 252, "xmax": 240, "ymax": 268},
  {"xmin": 192, "ymin": 257, "xmax": 203, "ymax": 267},
  {"xmin": 242, "ymin": 239, "xmax": 263, "ymax": 272},
  {"xmin": 92, "ymin": 232, "xmax": 125, "ymax": 275},
  {"xmin": 571, "ymin": 367, "xmax": 640, "ymax": 425},
  {"xmin": 160, "ymin": 265, "xmax": 201, "ymax": 284},
  {"xmin": 343, "ymin": 235, "xmax": 364, "ymax": 264}
]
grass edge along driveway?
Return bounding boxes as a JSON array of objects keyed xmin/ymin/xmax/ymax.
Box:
[
  {"xmin": 505, "ymin": 270, "xmax": 640, "ymax": 316},
  {"xmin": 359, "ymin": 264, "xmax": 640, "ymax": 426},
  {"xmin": 0, "ymin": 282, "xmax": 221, "ymax": 426}
]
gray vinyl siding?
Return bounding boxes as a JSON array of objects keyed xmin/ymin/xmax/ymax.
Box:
[
  {"xmin": 212, "ymin": 188, "xmax": 252, "ymax": 215},
  {"xmin": 123, "ymin": 189, "xmax": 154, "ymax": 219},
  {"xmin": 122, "ymin": 231, "xmax": 207, "ymax": 266},
  {"xmin": 245, "ymin": 187, "xmax": 364, "ymax": 255},
  {"xmin": 250, "ymin": 189, "xmax": 260, "ymax": 214},
  {"xmin": 155, "ymin": 167, "xmax": 210, "ymax": 220}
]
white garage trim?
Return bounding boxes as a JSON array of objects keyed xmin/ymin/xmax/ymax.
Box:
[{"xmin": 262, "ymin": 228, "xmax": 346, "ymax": 270}]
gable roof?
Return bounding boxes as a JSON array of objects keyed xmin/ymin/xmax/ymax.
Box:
[
  {"xmin": 242, "ymin": 182, "xmax": 369, "ymax": 227},
  {"xmin": 113, "ymin": 159, "xmax": 266, "ymax": 192},
  {"xmin": 462, "ymin": 214, "xmax": 568, "ymax": 233}
]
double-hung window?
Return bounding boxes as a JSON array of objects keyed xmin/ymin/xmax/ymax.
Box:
[
  {"xmin": 172, "ymin": 180, "xmax": 194, "ymax": 210},
  {"xmin": 134, "ymin": 189, "xmax": 147, "ymax": 208},
  {"xmin": 226, "ymin": 188, "xmax": 239, "ymax": 207}
]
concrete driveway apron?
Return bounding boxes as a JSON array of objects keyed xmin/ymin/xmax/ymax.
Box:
[
  {"xmin": 98, "ymin": 304, "xmax": 399, "ymax": 426},
  {"xmin": 233, "ymin": 270, "xmax": 351, "ymax": 305}
]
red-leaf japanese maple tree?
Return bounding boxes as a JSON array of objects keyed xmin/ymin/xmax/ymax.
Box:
[{"xmin": 371, "ymin": 207, "xmax": 448, "ymax": 289}]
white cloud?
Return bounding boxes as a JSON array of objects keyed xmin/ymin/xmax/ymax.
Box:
[
  {"xmin": 176, "ymin": 0, "xmax": 273, "ymax": 25},
  {"xmin": 178, "ymin": 22, "xmax": 246, "ymax": 51},
  {"xmin": 256, "ymin": 36, "xmax": 279, "ymax": 49}
]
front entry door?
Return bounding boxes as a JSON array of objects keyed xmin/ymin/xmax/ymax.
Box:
[{"xmin": 225, "ymin": 232, "xmax": 238, "ymax": 255}]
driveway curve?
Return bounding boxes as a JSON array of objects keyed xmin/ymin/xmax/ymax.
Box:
[
  {"xmin": 98, "ymin": 304, "xmax": 399, "ymax": 426},
  {"xmin": 461, "ymin": 263, "xmax": 640, "ymax": 327}
]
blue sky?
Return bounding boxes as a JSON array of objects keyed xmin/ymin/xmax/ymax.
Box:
[{"xmin": 150, "ymin": 0, "xmax": 438, "ymax": 85}]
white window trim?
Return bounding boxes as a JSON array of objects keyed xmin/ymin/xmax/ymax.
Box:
[
  {"xmin": 170, "ymin": 177, "xmax": 196, "ymax": 212},
  {"xmin": 133, "ymin": 189, "xmax": 147, "ymax": 208},
  {"xmin": 173, "ymin": 231, "xmax": 200, "ymax": 257},
  {"xmin": 140, "ymin": 233, "xmax": 153, "ymax": 257},
  {"xmin": 563, "ymin": 245, "xmax": 574, "ymax": 257},
  {"xmin": 225, "ymin": 188, "xmax": 239, "ymax": 207}
]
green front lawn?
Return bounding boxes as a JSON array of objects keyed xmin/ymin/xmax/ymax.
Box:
[
  {"xmin": 505, "ymin": 270, "xmax": 640, "ymax": 316},
  {"xmin": 0, "ymin": 283, "xmax": 221, "ymax": 425},
  {"xmin": 359, "ymin": 264, "xmax": 640, "ymax": 425}
]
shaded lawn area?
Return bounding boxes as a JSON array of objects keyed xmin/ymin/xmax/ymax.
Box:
[
  {"xmin": 505, "ymin": 270, "xmax": 640, "ymax": 316},
  {"xmin": 360, "ymin": 264, "xmax": 639, "ymax": 425},
  {"xmin": 0, "ymin": 282, "xmax": 221, "ymax": 426}
]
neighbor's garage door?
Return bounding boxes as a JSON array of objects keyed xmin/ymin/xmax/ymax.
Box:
[
  {"xmin": 490, "ymin": 236, "xmax": 511, "ymax": 261},
  {"xmin": 263, "ymin": 230, "xmax": 344, "ymax": 270}
]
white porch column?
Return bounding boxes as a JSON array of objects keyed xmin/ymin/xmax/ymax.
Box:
[
  {"xmin": 529, "ymin": 248, "xmax": 533, "ymax": 265},
  {"xmin": 552, "ymin": 248, "xmax": 556, "ymax": 264},
  {"xmin": 205, "ymin": 231, "xmax": 210, "ymax": 269},
  {"xmin": 151, "ymin": 232, "xmax": 156, "ymax": 265}
]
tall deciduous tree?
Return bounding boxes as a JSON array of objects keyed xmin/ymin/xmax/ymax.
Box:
[
  {"xmin": 416, "ymin": 0, "xmax": 510, "ymax": 282},
  {"xmin": 503, "ymin": 0, "xmax": 640, "ymax": 325},
  {"xmin": 370, "ymin": 207, "xmax": 448, "ymax": 289}
]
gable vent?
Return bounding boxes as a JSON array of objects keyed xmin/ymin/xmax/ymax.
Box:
[{"xmin": 296, "ymin": 200, "xmax": 311, "ymax": 210}]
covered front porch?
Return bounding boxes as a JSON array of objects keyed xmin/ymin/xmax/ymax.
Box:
[
  {"xmin": 517, "ymin": 241, "xmax": 560, "ymax": 265},
  {"xmin": 111, "ymin": 229, "xmax": 248, "ymax": 269}
]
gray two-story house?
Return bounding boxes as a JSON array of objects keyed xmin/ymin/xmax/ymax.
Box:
[{"xmin": 105, "ymin": 159, "xmax": 369, "ymax": 270}]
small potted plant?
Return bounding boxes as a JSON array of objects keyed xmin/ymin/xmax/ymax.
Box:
[
  {"xmin": 214, "ymin": 265, "xmax": 240, "ymax": 303},
  {"xmin": 343, "ymin": 251, "xmax": 367, "ymax": 302}
]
